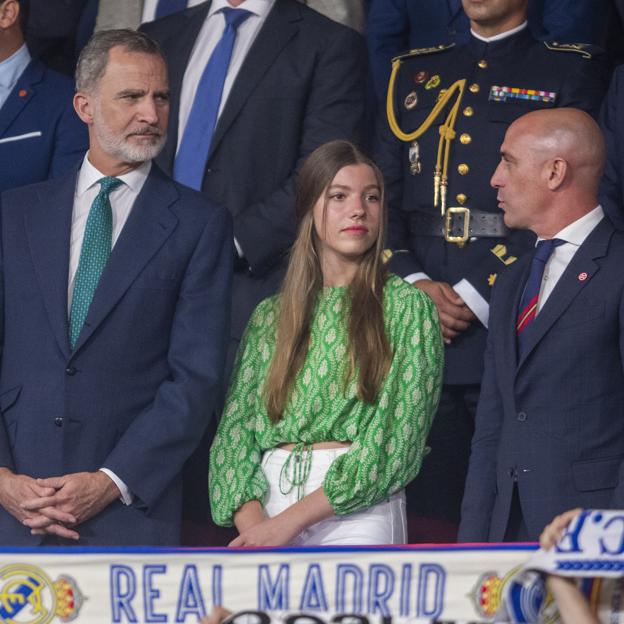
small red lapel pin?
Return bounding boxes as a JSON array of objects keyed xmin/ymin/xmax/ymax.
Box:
[
  {"xmin": 18, "ymin": 89, "xmax": 27, "ymax": 97},
  {"xmin": 578, "ymin": 272, "xmax": 588, "ymax": 281}
]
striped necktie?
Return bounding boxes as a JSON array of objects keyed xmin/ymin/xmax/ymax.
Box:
[
  {"xmin": 69, "ymin": 177, "xmax": 122, "ymax": 349},
  {"xmin": 516, "ymin": 238, "xmax": 564, "ymax": 356},
  {"xmin": 173, "ymin": 7, "xmax": 252, "ymax": 190}
]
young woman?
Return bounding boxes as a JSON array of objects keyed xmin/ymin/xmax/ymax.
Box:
[{"xmin": 209, "ymin": 140, "xmax": 443, "ymax": 546}]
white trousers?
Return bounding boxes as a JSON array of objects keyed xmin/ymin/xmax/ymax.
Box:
[{"xmin": 261, "ymin": 447, "xmax": 407, "ymax": 546}]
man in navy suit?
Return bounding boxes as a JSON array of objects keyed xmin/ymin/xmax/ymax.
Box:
[
  {"xmin": 0, "ymin": 0, "xmax": 87, "ymax": 193},
  {"xmin": 459, "ymin": 108, "xmax": 624, "ymax": 542},
  {"xmin": 0, "ymin": 29, "xmax": 232, "ymax": 545}
]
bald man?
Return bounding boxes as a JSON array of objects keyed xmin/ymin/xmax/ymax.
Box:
[{"xmin": 458, "ymin": 109, "xmax": 624, "ymax": 542}]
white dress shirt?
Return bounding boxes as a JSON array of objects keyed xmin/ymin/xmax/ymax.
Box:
[
  {"xmin": 141, "ymin": 0, "xmax": 206, "ymax": 24},
  {"xmin": 0, "ymin": 44, "xmax": 30, "ymax": 111},
  {"xmin": 535, "ymin": 205, "xmax": 604, "ymax": 314},
  {"xmin": 176, "ymin": 0, "xmax": 276, "ymax": 152},
  {"xmin": 70, "ymin": 153, "xmax": 152, "ymax": 505}
]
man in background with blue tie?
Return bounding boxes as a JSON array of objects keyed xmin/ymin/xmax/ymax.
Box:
[
  {"xmin": 141, "ymin": 0, "xmax": 365, "ymax": 367},
  {"xmin": 0, "ymin": 29, "xmax": 232, "ymax": 545},
  {"xmin": 459, "ymin": 108, "xmax": 624, "ymax": 542}
]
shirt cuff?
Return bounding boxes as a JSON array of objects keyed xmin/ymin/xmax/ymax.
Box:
[
  {"xmin": 99, "ymin": 468, "xmax": 133, "ymax": 506},
  {"xmin": 453, "ymin": 279, "xmax": 490, "ymax": 328},
  {"xmin": 404, "ymin": 272, "xmax": 431, "ymax": 284},
  {"xmin": 234, "ymin": 237, "xmax": 244, "ymax": 258}
]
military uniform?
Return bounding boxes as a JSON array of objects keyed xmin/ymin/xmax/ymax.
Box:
[{"xmin": 374, "ymin": 24, "xmax": 608, "ymax": 538}]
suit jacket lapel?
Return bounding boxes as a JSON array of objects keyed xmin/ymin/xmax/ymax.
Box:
[
  {"xmin": 72, "ymin": 167, "xmax": 179, "ymax": 353},
  {"xmin": 0, "ymin": 60, "xmax": 42, "ymax": 139},
  {"xmin": 206, "ymin": 0, "xmax": 301, "ymax": 161},
  {"xmin": 516, "ymin": 218, "xmax": 612, "ymax": 370},
  {"xmin": 159, "ymin": 2, "xmax": 212, "ymax": 173},
  {"xmin": 25, "ymin": 170, "xmax": 75, "ymax": 359}
]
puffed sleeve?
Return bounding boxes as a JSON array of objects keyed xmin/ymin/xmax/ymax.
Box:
[
  {"xmin": 323, "ymin": 282, "xmax": 443, "ymax": 515},
  {"xmin": 209, "ymin": 298, "xmax": 277, "ymax": 527}
]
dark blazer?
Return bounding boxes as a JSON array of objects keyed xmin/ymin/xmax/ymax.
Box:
[
  {"xmin": 0, "ymin": 59, "xmax": 87, "ymax": 194},
  {"xmin": 0, "ymin": 164, "xmax": 233, "ymax": 545},
  {"xmin": 458, "ymin": 217, "xmax": 624, "ymax": 542},
  {"xmin": 600, "ymin": 66, "xmax": 624, "ymax": 230},
  {"xmin": 141, "ymin": 0, "xmax": 366, "ymax": 343}
]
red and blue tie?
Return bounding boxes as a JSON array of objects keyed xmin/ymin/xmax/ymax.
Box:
[{"xmin": 516, "ymin": 238, "xmax": 564, "ymax": 355}]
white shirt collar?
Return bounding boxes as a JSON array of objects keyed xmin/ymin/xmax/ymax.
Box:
[
  {"xmin": 0, "ymin": 43, "xmax": 31, "ymax": 90},
  {"xmin": 207, "ymin": 0, "xmax": 272, "ymax": 19},
  {"xmin": 471, "ymin": 20, "xmax": 528, "ymax": 43},
  {"xmin": 538, "ymin": 205, "xmax": 604, "ymax": 247},
  {"xmin": 76, "ymin": 153, "xmax": 152, "ymax": 197}
]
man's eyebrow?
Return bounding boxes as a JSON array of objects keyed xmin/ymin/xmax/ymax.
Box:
[{"xmin": 116, "ymin": 88, "xmax": 146, "ymax": 98}]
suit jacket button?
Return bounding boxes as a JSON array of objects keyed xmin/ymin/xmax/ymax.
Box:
[
  {"xmin": 517, "ymin": 411, "xmax": 527, "ymax": 421},
  {"xmin": 54, "ymin": 417, "xmax": 63, "ymax": 427},
  {"xmin": 65, "ymin": 366, "xmax": 77, "ymax": 376}
]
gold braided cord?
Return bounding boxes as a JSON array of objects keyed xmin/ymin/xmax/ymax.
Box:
[{"xmin": 386, "ymin": 57, "xmax": 466, "ymax": 213}]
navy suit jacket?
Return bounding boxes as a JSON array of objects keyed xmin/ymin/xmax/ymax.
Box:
[
  {"xmin": 141, "ymin": 0, "xmax": 366, "ymax": 343},
  {"xmin": 0, "ymin": 59, "xmax": 87, "ymax": 193},
  {"xmin": 459, "ymin": 217, "xmax": 624, "ymax": 542},
  {"xmin": 0, "ymin": 164, "xmax": 233, "ymax": 545},
  {"xmin": 600, "ymin": 66, "xmax": 624, "ymax": 230}
]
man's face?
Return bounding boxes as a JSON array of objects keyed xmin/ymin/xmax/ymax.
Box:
[
  {"xmin": 85, "ymin": 47, "xmax": 169, "ymax": 168},
  {"xmin": 490, "ymin": 121, "xmax": 548, "ymax": 232},
  {"xmin": 462, "ymin": 0, "xmax": 527, "ymax": 28}
]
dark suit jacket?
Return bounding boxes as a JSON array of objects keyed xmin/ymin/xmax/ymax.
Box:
[
  {"xmin": 459, "ymin": 217, "xmax": 624, "ymax": 542},
  {"xmin": 0, "ymin": 164, "xmax": 233, "ymax": 545},
  {"xmin": 141, "ymin": 0, "xmax": 366, "ymax": 342},
  {"xmin": 0, "ymin": 59, "xmax": 87, "ymax": 194}
]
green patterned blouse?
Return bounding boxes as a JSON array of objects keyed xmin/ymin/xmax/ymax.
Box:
[{"xmin": 209, "ymin": 274, "xmax": 443, "ymax": 527}]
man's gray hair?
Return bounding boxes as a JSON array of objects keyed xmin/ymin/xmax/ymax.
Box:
[{"xmin": 76, "ymin": 29, "xmax": 164, "ymax": 92}]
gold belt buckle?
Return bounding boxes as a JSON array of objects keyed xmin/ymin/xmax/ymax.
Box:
[{"xmin": 444, "ymin": 207, "xmax": 470, "ymax": 245}]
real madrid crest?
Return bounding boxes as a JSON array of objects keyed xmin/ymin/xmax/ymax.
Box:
[{"xmin": 0, "ymin": 564, "xmax": 85, "ymax": 623}]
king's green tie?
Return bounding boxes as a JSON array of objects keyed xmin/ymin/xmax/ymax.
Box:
[{"xmin": 69, "ymin": 176, "xmax": 122, "ymax": 349}]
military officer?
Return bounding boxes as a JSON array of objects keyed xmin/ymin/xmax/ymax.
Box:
[{"xmin": 374, "ymin": 0, "xmax": 608, "ymax": 542}]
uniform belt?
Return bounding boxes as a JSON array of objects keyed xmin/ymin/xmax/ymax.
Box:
[{"xmin": 410, "ymin": 208, "xmax": 508, "ymax": 243}]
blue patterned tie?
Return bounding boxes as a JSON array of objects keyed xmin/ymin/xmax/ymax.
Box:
[
  {"xmin": 69, "ymin": 177, "xmax": 122, "ymax": 349},
  {"xmin": 173, "ymin": 7, "xmax": 252, "ymax": 190},
  {"xmin": 516, "ymin": 238, "xmax": 565, "ymax": 356},
  {"xmin": 155, "ymin": 0, "xmax": 188, "ymax": 19}
]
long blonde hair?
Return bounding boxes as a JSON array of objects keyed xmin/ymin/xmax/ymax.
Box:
[{"xmin": 264, "ymin": 140, "xmax": 392, "ymax": 422}]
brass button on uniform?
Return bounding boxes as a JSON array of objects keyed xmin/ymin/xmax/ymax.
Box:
[
  {"xmin": 463, "ymin": 106, "xmax": 474, "ymax": 117},
  {"xmin": 478, "ymin": 59, "xmax": 488, "ymax": 68},
  {"xmin": 460, "ymin": 133, "xmax": 472, "ymax": 145},
  {"xmin": 458, "ymin": 164, "xmax": 469, "ymax": 175},
  {"xmin": 469, "ymin": 83, "xmax": 480, "ymax": 93},
  {"xmin": 456, "ymin": 194, "xmax": 467, "ymax": 204}
]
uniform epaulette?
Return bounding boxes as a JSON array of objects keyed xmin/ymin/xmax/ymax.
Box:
[
  {"xmin": 391, "ymin": 43, "xmax": 455, "ymax": 63},
  {"xmin": 543, "ymin": 41, "xmax": 595, "ymax": 59}
]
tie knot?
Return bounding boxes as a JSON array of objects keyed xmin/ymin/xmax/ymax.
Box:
[
  {"xmin": 98, "ymin": 176, "xmax": 123, "ymax": 196},
  {"xmin": 221, "ymin": 7, "xmax": 252, "ymax": 30},
  {"xmin": 534, "ymin": 238, "xmax": 565, "ymax": 263}
]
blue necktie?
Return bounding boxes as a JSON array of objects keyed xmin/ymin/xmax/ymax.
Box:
[
  {"xmin": 69, "ymin": 177, "xmax": 122, "ymax": 349},
  {"xmin": 174, "ymin": 8, "xmax": 252, "ymax": 190},
  {"xmin": 155, "ymin": 0, "xmax": 188, "ymax": 19},
  {"xmin": 516, "ymin": 238, "xmax": 564, "ymax": 356}
]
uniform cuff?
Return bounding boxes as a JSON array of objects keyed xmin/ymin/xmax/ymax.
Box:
[{"xmin": 453, "ymin": 279, "xmax": 490, "ymax": 328}]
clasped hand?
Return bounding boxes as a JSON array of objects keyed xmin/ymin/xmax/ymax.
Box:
[
  {"xmin": 0, "ymin": 468, "xmax": 120, "ymax": 540},
  {"xmin": 413, "ymin": 279, "xmax": 477, "ymax": 343}
]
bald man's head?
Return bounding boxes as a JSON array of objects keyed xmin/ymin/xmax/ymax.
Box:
[{"xmin": 491, "ymin": 108, "xmax": 604, "ymax": 237}]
